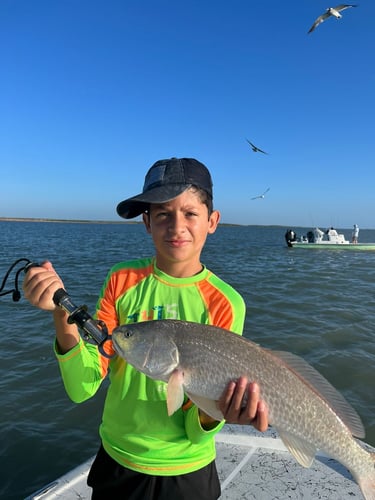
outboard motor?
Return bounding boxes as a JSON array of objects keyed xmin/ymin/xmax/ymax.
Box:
[{"xmin": 285, "ymin": 229, "xmax": 297, "ymax": 247}]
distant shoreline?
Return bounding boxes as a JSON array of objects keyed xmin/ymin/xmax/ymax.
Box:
[
  {"xmin": 2, "ymin": 218, "xmax": 363, "ymax": 230},
  {"xmin": 0, "ymin": 217, "xmax": 245, "ymax": 227},
  {"xmin": 0, "ymin": 217, "xmax": 137, "ymax": 224}
]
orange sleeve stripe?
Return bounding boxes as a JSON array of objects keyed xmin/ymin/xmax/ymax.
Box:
[
  {"xmin": 105, "ymin": 262, "xmax": 154, "ymax": 302},
  {"xmin": 97, "ymin": 261, "xmax": 154, "ymax": 377},
  {"xmin": 182, "ymin": 399, "xmax": 194, "ymax": 411},
  {"xmin": 197, "ymin": 279, "xmax": 235, "ymax": 329}
]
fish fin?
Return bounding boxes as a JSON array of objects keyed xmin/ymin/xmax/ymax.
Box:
[
  {"xmin": 167, "ymin": 370, "xmax": 185, "ymax": 416},
  {"xmin": 187, "ymin": 393, "xmax": 224, "ymax": 422},
  {"xmin": 272, "ymin": 350, "xmax": 365, "ymax": 438},
  {"xmin": 277, "ymin": 429, "xmax": 316, "ymax": 468}
]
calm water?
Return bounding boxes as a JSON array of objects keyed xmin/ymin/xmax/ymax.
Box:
[{"xmin": 1, "ymin": 221, "xmax": 374, "ymax": 499}]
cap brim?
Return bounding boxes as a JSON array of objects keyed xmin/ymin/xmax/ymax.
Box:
[{"xmin": 116, "ymin": 184, "xmax": 191, "ymax": 219}]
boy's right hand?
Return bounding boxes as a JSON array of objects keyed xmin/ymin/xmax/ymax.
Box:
[
  {"xmin": 23, "ymin": 261, "xmax": 65, "ymax": 311},
  {"xmin": 218, "ymin": 378, "xmax": 269, "ymax": 432}
]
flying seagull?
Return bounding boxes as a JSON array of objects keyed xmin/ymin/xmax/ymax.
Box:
[
  {"xmin": 308, "ymin": 4, "xmax": 357, "ymax": 34},
  {"xmin": 251, "ymin": 187, "xmax": 270, "ymax": 200},
  {"xmin": 246, "ymin": 138, "xmax": 268, "ymax": 155}
]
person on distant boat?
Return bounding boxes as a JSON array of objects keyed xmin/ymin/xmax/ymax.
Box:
[{"xmin": 352, "ymin": 224, "xmax": 359, "ymax": 244}]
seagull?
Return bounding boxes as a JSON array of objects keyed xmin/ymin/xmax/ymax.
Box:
[
  {"xmin": 246, "ymin": 138, "xmax": 268, "ymax": 155},
  {"xmin": 251, "ymin": 187, "xmax": 270, "ymax": 200},
  {"xmin": 308, "ymin": 5, "xmax": 357, "ymax": 34}
]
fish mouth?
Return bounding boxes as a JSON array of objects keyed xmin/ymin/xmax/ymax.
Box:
[{"xmin": 111, "ymin": 335, "xmax": 121, "ymax": 356}]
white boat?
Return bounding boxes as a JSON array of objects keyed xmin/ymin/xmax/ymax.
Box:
[
  {"xmin": 285, "ymin": 228, "xmax": 375, "ymax": 251},
  {"xmin": 25, "ymin": 424, "xmax": 371, "ymax": 499}
]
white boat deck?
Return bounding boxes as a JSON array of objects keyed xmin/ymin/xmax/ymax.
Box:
[{"xmin": 26, "ymin": 425, "xmax": 366, "ymax": 499}]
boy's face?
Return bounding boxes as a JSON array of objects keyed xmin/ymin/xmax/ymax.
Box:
[{"xmin": 142, "ymin": 188, "xmax": 220, "ymax": 277}]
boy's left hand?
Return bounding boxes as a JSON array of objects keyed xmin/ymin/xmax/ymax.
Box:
[{"xmin": 218, "ymin": 377, "xmax": 269, "ymax": 432}]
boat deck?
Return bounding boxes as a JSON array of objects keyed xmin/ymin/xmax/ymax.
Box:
[{"xmin": 26, "ymin": 425, "xmax": 366, "ymax": 499}]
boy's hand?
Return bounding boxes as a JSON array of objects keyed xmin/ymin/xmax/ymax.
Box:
[
  {"xmin": 23, "ymin": 261, "xmax": 65, "ymax": 311},
  {"xmin": 218, "ymin": 377, "xmax": 268, "ymax": 432}
]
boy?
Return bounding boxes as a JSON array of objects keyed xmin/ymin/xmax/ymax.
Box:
[{"xmin": 23, "ymin": 157, "xmax": 268, "ymax": 499}]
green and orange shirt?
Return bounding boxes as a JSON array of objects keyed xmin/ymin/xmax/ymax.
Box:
[{"xmin": 56, "ymin": 257, "xmax": 245, "ymax": 476}]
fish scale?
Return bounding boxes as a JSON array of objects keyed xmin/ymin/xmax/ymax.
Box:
[{"xmin": 112, "ymin": 319, "xmax": 375, "ymax": 500}]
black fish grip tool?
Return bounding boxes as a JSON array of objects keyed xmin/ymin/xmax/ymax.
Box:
[{"xmin": 24, "ymin": 262, "xmax": 113, "ymax": 358}]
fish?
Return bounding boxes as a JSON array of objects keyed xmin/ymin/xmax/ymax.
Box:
[
  {"xmin": 308, "ymin": 4, "xmax": 357, "ymax": 34},
  {"xmin": 112, "ymin": 319, "xmax": 375, "ymax": 500},
  {"xmin": 246, "ymin": 138, "xmax": 268, "ymax": 154}
]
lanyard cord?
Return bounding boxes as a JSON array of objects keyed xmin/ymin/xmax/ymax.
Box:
[{"xmin": 0, "ymin": 258, "xmax": 32, "ymax": 301}]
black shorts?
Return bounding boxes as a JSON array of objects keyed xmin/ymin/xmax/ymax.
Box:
[{"xmin": 87, "ymin": 444, "xmax": 221, "ymax": 500}]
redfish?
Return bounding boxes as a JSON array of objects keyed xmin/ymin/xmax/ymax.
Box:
[{"xmin": 112, "ymin": 319, "xmax": 375, "ymax": 499}]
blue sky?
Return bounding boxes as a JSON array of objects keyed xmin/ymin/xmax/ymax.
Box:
[{"xmin": 1, "ymin": 1, "xmax": 374, "ymax": 228}]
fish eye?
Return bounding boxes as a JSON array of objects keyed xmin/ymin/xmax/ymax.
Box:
[{"xmin": 125, "ymin": 331, "xmax": 133, "ymax": 338}]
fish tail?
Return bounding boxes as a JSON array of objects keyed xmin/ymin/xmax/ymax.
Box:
[{"xmin": 357, "ymin": 451, "xmax": 375, "ymax": 500}]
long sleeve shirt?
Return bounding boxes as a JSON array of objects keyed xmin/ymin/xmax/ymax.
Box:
[{"xmin": 55, "ymin": 257, "xmax": 246, "ymax": 476}]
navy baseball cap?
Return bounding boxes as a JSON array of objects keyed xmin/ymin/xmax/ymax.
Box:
[{"xmin": 116, "ymin": 157, "xmax": 213, "ymax": 219}]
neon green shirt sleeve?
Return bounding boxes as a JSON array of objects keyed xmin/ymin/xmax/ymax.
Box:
[
  {"xmin": 54, "ymin": 338, "xmax": 103, "ymax": 403},
  {"xmin": 184, "ymin": 404, "xmax": 226, "ymax": 444}
]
